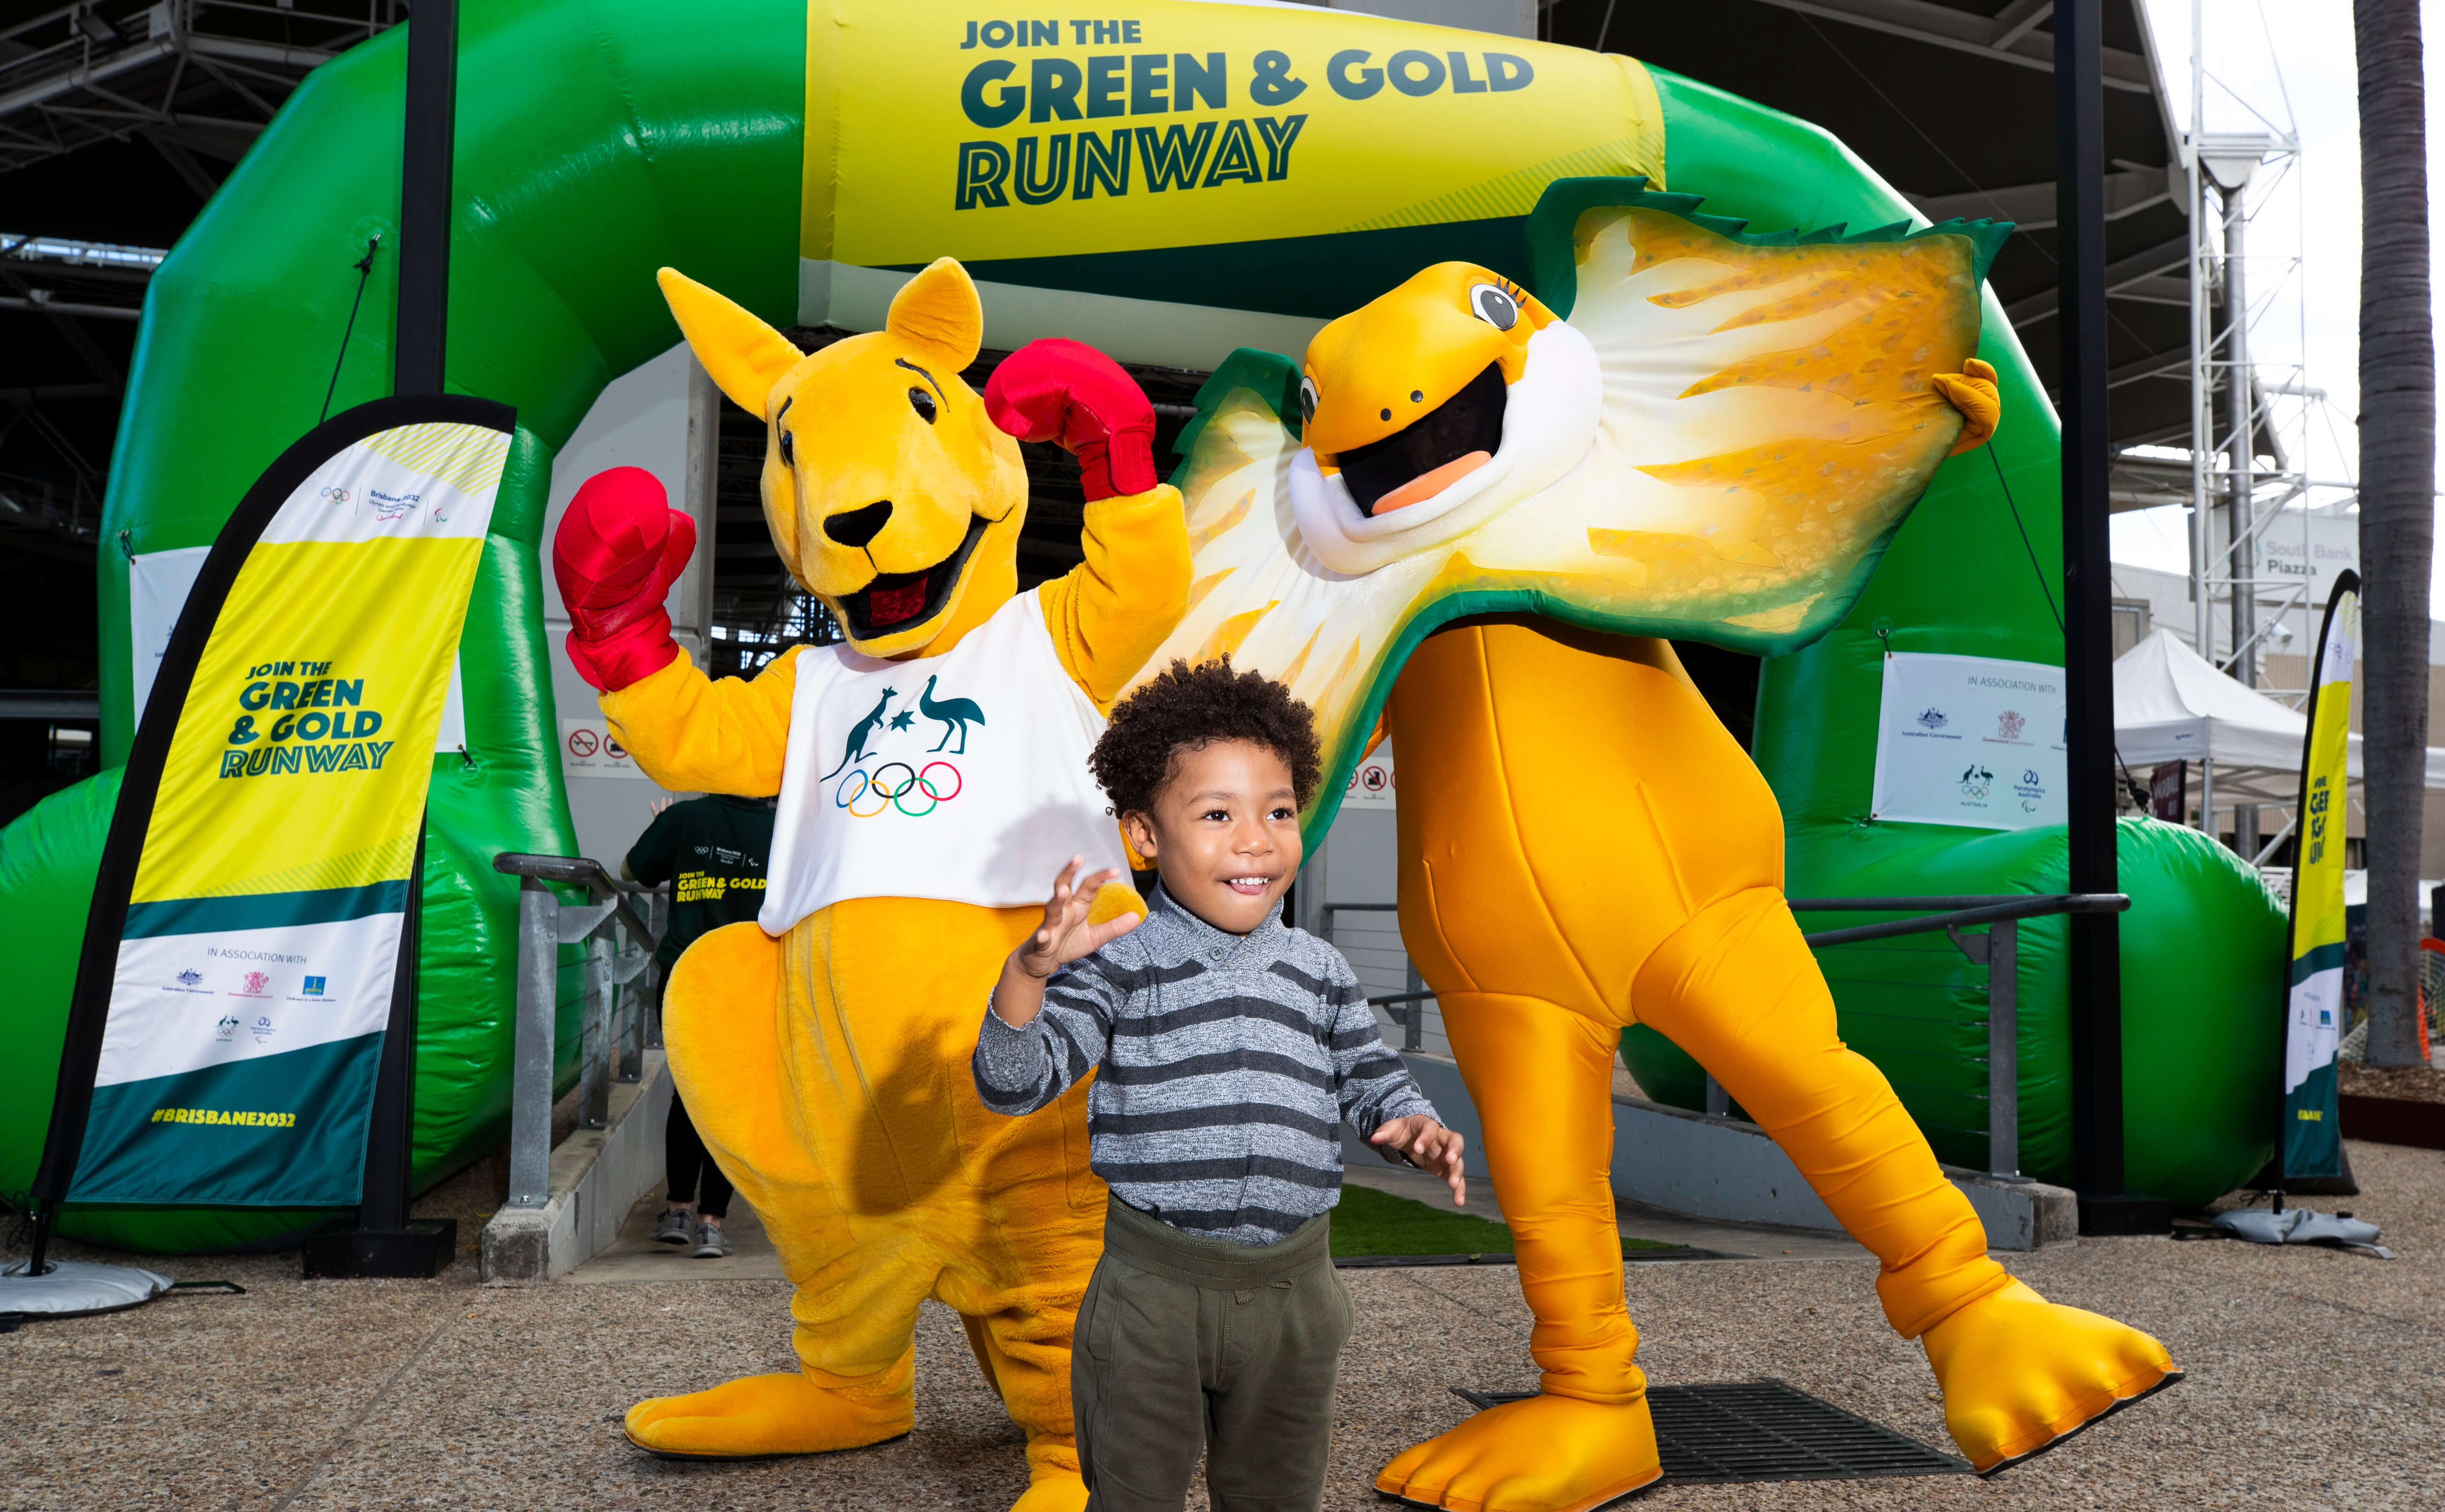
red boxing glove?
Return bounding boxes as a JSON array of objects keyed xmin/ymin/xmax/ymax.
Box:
[
  {"xmin": 985, "ymin": 337, "xmax": 1159, "ymax": 502},
  {"xmin": 552, "ymin": 466, "xmax": 695, "ymax": 691}
]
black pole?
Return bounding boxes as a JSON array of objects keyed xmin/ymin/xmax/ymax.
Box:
[
  {"xmin": 360, "ymin": 824, "xmax": 424, "ymax": 1232},
  {"xmin": 395, "ymin": 0, "xmax": 457, "ymax": 396},
  {"xmin": 303, "ymin": 819, "xmax": 455, "ymax": 1276},
  {"xmin": 2057, "ymin": 0, "xmax": 2167, "ymax": 1236}
]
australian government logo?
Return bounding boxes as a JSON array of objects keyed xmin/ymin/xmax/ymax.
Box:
[
  {"xmin": 823, "ymin": 675, "xmax": 984, "ymax": 819},
  {"xmin": 1900, "ymin": 706, "xmax": 1959, "ymax": 742},
  {"xmin": 165, "ymin": 968, "xmax": 210, "ymax": 995}
]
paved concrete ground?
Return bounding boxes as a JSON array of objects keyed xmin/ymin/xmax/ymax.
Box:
[{"xmin": 5, "ymin": 1139, "xmax": 2438, "ymax": 1511}]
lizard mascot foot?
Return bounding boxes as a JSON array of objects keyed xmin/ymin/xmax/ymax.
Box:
[
  {"xmin": 555, "ymin": 258, "xmax": 1185, "ymax": 1508},
  {"xmin": 1922, "ymin": 1280, "xmax": 2180, "ymax": 1473},
  {"xmin": 1122, "ymin": 177, "xmax": 2178, "ymax": 1509}
]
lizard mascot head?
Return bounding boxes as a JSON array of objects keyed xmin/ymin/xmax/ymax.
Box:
[
  {"xmin": 1294, "ymin": 261, "xmax": 1601, "ymax": 576},
  {"xmin": 657, "ymin": 258, "xmax": 1024, "ymax": 658}
]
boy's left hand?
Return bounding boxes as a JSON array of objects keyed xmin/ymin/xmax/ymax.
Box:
[{"xmin": 1370, "ymin": 1115, "xmax": 1467, "ymax": 1205}]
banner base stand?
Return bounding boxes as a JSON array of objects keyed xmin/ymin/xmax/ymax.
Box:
[
  {"xmin": 302, "ymin": 1218, "xmax": 458, "ymax": 1280},
  {"xmin": 2075, "ymin": 1192, "xmax": 2170, "ymax": 1237},
  {"xmin": 0, "ymin": 1258, "xmax": 174, "ymax": 1319}
]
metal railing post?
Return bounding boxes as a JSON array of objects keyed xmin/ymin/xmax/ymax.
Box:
[
  {"xmin": 645, "ymin": 889, "xmax": 669, "ymax": 1049},
  {"xmin": 582, "ymin": 929, "xmax": 612, "ymax": 1129},
  {"xmin": 507, "ymin": 877, "xmax": 557, "ymax": 1209},
  {"xmin": 1988, "ymin": 919, "xmax": 2020, "ymax": 1178}
]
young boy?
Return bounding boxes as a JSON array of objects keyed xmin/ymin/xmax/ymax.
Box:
[{"xmin": 972, "ymin": 658, "xmax": 1466, "ymax": 1512}]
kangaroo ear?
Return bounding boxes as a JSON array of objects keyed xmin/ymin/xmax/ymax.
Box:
[
  {"xmin": 885, "ymin": 257, "xmax": 984, "ymax": 368},
  {"xmin": 658, "ymin": 267, "xmax": 804, "ymax": 415}
]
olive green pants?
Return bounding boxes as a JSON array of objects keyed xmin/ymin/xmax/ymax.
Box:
[{"xmin": 1072, "ymin": 1195, "xmax": 1354, "ymax": 1512}]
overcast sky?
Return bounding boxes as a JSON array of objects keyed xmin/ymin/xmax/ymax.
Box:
[{"xmin": 2109, "ymin": 0, "xmax": 2445, "ymax": 606}]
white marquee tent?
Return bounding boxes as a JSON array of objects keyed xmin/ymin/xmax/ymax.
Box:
[{"xmin": 2113, "ymin": 627, "xmax": 2445, "ymax": 810}]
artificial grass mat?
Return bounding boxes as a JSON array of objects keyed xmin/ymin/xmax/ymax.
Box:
[{"xmin": 1329, "ymin": 1182, "xmax": 1680, "ymax": 1258}]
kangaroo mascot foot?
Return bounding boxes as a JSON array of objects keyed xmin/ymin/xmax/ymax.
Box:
[{"xmin": 624, "ymin": 1370, "xmax": 913, "ymax": 1460}]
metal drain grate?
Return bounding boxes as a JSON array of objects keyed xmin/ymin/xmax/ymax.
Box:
[{"xmin": 1451, "ymin": 1380, "xmax": 1971, "ymax": 1485}]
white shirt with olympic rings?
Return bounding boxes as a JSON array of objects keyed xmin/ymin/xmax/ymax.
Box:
[{"xmin": 758, "ymin": 587, "xmax": 1129, "ymax": 932}]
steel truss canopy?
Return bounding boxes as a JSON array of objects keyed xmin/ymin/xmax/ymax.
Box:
[{"xmin": 0, "ymin": 0, "xmax": 396, "ymax": 184}]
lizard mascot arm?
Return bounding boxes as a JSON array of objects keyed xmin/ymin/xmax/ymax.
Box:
[{"xmin": 551, "ymin": 258, "xmax": 1184, "ymax": 1512}]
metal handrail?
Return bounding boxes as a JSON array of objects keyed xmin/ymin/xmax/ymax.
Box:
[
  {"xmin": 1791, "ymin": 893, "xmax": 2130, "ymax": 949},
  {"xmin": 1323, "ymin": 891, "xmax": 2130, "ymax": 1181},
  {"xmin": 1319, "ymin": 903, "xmax": 1427, "ymax": 1051},
  {"xmin": 494, "ymin": 851, "xmax": 662, "ymax": 943},
  {"xmin": 1771, "ymin": 891, "xmax": 2130, "ymax": 1179},
  {"xmin": 492, "ymin": 852, "xmax": 667, "ymax": 1210}
]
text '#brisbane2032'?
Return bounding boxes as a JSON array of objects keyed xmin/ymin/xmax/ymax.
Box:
[{"xmin": 952, "ymin": 18, "xmax": 1534, "ymax": 210}]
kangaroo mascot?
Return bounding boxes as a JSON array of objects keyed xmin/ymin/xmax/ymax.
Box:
[
  {"xmin": 1132, "ymin": 180, "xmax": 2180, "ymax": 1507},
  {"xmin": 550, "ymin": 258, "xmax": 1184, "ymax": 1511}
]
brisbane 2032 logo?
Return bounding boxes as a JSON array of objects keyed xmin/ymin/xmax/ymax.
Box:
[{"xmin": 822, "ymin": 676, "xmax": 986, "ymax": 819}]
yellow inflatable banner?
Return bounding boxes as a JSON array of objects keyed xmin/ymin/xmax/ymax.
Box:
[
  {"xmin": 2282, "ymin": 569, "xmax": 2360, "ymax": 1180},
  {"xmin": 36, "ymin": 397, "xmax": 513, "ymax": 1208},
  {"xmin": 801, "ymin": 0, "xmax": 1664, "ymax": 367}
]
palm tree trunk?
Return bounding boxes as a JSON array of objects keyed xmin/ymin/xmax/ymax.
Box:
[{"xmin": 2357, "ymin": 0, "xmax": 2434, "ymax": 1068}]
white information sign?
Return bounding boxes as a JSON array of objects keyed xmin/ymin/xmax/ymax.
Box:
[
  {"xmin": 1343, "ymin": 740, "xmax": 1396, "ymax": 809},
  {"xmin": 559, "ymin": 716, "xmax": 651, "ymax": 780},
  {"xmin": 127, "ymin": 546, "xmax": 211, "ymax": 720},
  {"xmin": 1870, "ymin": 653, "xmax": 2067, "ymax": 830}
]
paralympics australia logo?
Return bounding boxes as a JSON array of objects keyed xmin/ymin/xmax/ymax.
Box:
[{"xmin": 821, "ymin": 676, "xmax": 984, "ymax": 819}]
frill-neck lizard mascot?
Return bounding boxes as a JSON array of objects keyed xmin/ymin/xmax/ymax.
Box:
[
  {"xmin": 1128, "ymin": 179, "xmax": 2179, "ymax": 1507},
  {"xmin": 551, "ymin": 258, "xmax": 1183, "ymax": 1511}
]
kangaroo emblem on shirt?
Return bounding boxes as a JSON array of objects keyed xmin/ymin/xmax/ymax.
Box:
[
  {"xmin": 920, "ymin": 675, "xmax": 985, "ymax": 754},
  {"xmin": 822, "ymin": 687, "xmax": 898, "ymax": 779}
]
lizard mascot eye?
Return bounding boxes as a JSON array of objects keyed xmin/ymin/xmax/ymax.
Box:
[
  {"xmin": 1299, "ymin": 376, "xmax": 1319, "ymax": 425},
  {"xmin": 1468, "ymin": 282, "xmax": 1519, "ymax": 331}
]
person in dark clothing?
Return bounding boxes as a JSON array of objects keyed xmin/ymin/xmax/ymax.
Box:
[{"xmin": 624, "ymin": 792, "xmax": 776, "ymax": 1259}]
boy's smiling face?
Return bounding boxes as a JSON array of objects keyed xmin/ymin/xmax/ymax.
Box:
[{"xmin": 1121, "ymin": 738, "xmax": 1303, "ymax": 936}]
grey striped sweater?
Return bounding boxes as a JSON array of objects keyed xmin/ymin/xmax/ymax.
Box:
[{"xmin": 972, "ymin": 886, "xmax": 1436, "ymax": 1245}]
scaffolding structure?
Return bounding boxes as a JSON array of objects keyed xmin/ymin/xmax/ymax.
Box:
[{"xmin": 2174, "ymin": 0, "xmax": 2356, "ymax": 858}]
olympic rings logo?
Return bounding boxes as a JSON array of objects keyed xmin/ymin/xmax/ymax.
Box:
[{"xmin": 834, "ymin": 760, "xmax": 963, "ymax": 818}]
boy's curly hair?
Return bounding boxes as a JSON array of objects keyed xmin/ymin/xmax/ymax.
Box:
[{"xmin": 1092, "ymin": 657, "xmax": 1323, "ymax": 818}]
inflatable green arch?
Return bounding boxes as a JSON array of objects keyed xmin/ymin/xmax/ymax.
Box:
[{"xmin": 0, "ymin": 0, "xmax": 2281, "ymax": 1250}]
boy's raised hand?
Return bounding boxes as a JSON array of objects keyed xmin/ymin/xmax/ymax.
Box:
[
  {"xmin": 1370, "ymin": 1115, "xmax": 1468, "ymax": 1206},
  {"xmin": 1015, "ymin": 856, "xmax": 1143, "ymax": 978},
  {"xmin": 992, "ymin": 857, "xmax": 1144, "ymax": 1031}
]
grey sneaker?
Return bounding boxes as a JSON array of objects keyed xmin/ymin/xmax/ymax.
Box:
[
  {"xmin": 691, "ymin": 1220, "xmax": 731, "ymax": 1259},
  {"xmin": 651, "ymin": 1207, "xmax": 692, "ymax": 1246}
]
